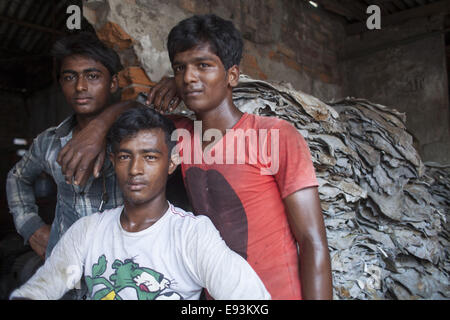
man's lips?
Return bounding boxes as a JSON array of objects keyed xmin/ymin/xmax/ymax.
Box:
[
  {"xmin": 126, "ymin": 181, "xmax": 147, "ymax": 191},
  {"xmin": 184, "ymin": 89, "xmax": 203, "ymax": 97},
  {"xmin": 73, "ymin": 97, "xmax": 92, "ymax": 104}
]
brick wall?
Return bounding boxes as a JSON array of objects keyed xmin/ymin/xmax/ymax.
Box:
[
  {"xmin": 95, "ymin": 21, "xmax": 155, "ymax": 100},
  {"xmin": 342, "ymin": 15, "xmax": 450, "ymax": 164},
  {"xmin": 83, "ymin": 0, "xmax": 345, "ymax": 102},
  {"xmin": 82, "ymin": 0, "xmax": 449, "ymax": 163}
]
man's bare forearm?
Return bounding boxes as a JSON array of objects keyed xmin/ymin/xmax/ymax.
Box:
[
  {"xmin": 90, "ymin": 100, "xmax": 135, "ymax": 135},
  {"xmin": 56, "ymin": 100, "xmax": 136, "ymax": 185},
  {"xmin": 56, "ymin": 79, "xmax": 179, "ymax": 185},
  {"xmin": 284, "ymin": 188, "xmax": 333, "ymax": 299},
  {"xmin": 298, "ymin": 240, "xmax": 333, "ymax": 299}
]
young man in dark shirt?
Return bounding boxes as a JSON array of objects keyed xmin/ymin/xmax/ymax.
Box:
[{"xmin": 7, "ymin": 32, "xmax": 128, "ymax": 260}]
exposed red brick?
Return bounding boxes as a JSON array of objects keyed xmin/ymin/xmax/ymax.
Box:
[
  {"xmin": 179, "ymin": 0, "xmax": 195, "ymax": 12},
  {"xmin": 302, "ymin": 65, "xmax": 316, "ymax": 76},
  {"xmin": 282, "ymin": 56, "xmax": 302, "ymax": 73},
  {"xmin": 241, "ymin": 53, "xmax": 268, "ymax": 80},
  {"xmin": 310, "ymin": 13, "xmax": 321, "ymax": 23},
  {"xmin": 303, "ymin": 47, "xmax": 319, "ymax": 58},
  {"xmin": 118, "ymin": 66, "xmax": 155, "ymax": 88},
  {"xmin": 315, "ymin": 32, "xmax": 329, "ymax": 45},
  {"xmin": 179, "ymin": 0, "xmax": 209, "ymax": 14},
  {"xmin": 121, "ymin": 85, "xmax": 152, "ymax": 101},
  {"xmin": 277, "ymin": 43, "xmax": 296, "ymax": 59},
  {"xmin": 323, "ymin": 52, "xmax": 337, "ymax": 66},
  {"xmin": 96, "ymin": 21, "xmax": 134, "ymax": 51},
  {"xmin": 318, "ymin": 72, "xmax": 332, "ymax": 84},
  {"xmin": 268, "ymin": 50, "xmax": 282, "ymax": 62}
]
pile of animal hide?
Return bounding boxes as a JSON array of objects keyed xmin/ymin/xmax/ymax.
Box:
[{"xmin": 222, "ymin": 75, "xmax": 448, "ymax": 300}]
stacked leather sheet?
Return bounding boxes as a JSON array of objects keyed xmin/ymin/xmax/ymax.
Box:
[{"xmin": 222, "ymin": 75, "xmax": 449, "ymax": 300}]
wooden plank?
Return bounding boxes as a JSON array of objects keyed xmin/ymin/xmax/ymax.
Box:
[
  {"xmin": 391, "ymin": 0, "xmax": 408, "ymax": 11},
  {"xmin": 340, "ymin": 27, "xmax": 449, "ymax": 61},
  {"xmin": 0, "ymin": 15, "xmax": 65, "ymax": 35},
  {"xmin": 315, "ymin": 0, "xmax": 367, "ymax": 21},
  {"xmin": 339, "ymin": 0, "xmax": 369, "ymax": 21},
  {"xmin": 0, "ymin": 54, "xmax": 47, "ymax": 64},
  {"xmin": 361, "ymin": 0, "xmax": 394, "ymax": 16},
  {"xmin": 346, "ymin": 0, "xmax": 450, "ymax": 35}
]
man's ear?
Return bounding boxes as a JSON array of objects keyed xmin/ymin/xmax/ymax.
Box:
[
  {"xmin": 227, "ymin": 65, "xmax": 240, "ymax": 88},
  {"xmin": 168, "ymin": 151, "xmax": 180, "ymax": 175},
  {"xmin": 109, "ymin": 152, "xmax": 115, "ymax": 168},
  {"xmin": 110, "ymin": 74, "xmax": 119, "ymax": 94}
]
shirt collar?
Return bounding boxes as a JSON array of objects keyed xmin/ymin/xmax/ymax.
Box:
[{"xmin": 54, "ymin": 114, "xmax": 77, "ymax": 138}]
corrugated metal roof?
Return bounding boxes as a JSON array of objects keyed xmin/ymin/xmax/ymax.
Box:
[
  {"xmin": 313, "ymin": 0, "xmax": 448, "ymax": 24},
  {"xmin": 0, "ymin": 0, "xmax": 81, "ymax": 92},
  {"xmin": 0, "ymin": 0, "xmax": 449, "ymax": 92}
]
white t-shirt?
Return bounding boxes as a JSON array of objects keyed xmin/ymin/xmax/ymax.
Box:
[{"xmin": 10, "ymin": 203, "xmax": 270, "ymax": 300}]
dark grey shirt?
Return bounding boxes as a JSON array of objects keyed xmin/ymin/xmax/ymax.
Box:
[{"xmin": 7, "ymin": 115, "xmax": 123, "ymax": 257}]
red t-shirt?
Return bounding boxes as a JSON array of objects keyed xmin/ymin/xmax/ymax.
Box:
[{"xmin": 171, "ymin": 113, "xmax": 318, "ymax": 299}]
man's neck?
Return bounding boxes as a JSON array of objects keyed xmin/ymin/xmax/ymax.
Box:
[
  {"xmin": 73, "ymin": 114, "xmax": 97, "ymax": 135},
  {"xmin": 196, "ymin": 98, "xmax": 243, "ymax": 134},
  {"xmin": 121, "ymin": 196, "xmax": 169, "ymax": 233},
  {"xmin": 73, "ymin": 100, "xmax": 113, "ymax": 134}
]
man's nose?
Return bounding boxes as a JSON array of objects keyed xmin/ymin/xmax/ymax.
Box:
[
  {"xmin": 75, "ymin": 75, "xmax": 88, "ymax": 91},
  {"xmin": 183, "ymin": 65, "xmax": 198, "ymax": 84},
  {"xmin": 129, "ymin": 157, "xmax": 143, "ymax": 175}
]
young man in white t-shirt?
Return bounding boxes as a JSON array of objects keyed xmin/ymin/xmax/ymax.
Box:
[{"xmin": 10, "ymin": 105, "xmax": 270, "ymax": 300}]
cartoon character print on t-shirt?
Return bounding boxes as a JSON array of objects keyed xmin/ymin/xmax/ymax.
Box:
[
  {"xmin": 85, "ymin": 255, "xmax": 183, "ymax": 300},
  {"xmin": 184, "ymin": 167, "xmax": 248, "ymax": 259}
]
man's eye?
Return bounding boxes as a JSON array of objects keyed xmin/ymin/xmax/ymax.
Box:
[
  {"xmin": 118, "ymin": 155, "xmax": 130, "ymax": 160},
  {"xmin": 86, "ymin": 73, "xmax": 100, "ymax": 80},
  {"xmin": 199, "ymin": 63, "xmax": 210, "ymax": 68},
  {"xmin": 145, "ymin": 155, "xmax": 157, "ymax": 161},
  {"xmin": 174, "ymin": 65, "xmax": 184, "ymax": 73},
  {"xmin": 63, "ymin": 75, "xmax": 75, "ymax": 81}
]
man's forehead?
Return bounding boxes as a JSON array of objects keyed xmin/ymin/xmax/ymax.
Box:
[
  {"xmin": 60, "ymin": 54, "xmax": 107, "ymax": 72},
  {"xmin": 119, "ymin": 129, "xmax": 167, "ymax": 150},
  {"xmin": 173, "ymin": 42, "xmax": 219, "ymax": 62}
]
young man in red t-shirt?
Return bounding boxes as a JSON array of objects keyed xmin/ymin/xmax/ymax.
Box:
[
  {"xmin": 57, "ymin": 15, "xmax": 332, "ymax": 299},
  {"xmin": 156, "ymin": 14, "xmax": 332, "ymax": 299}
]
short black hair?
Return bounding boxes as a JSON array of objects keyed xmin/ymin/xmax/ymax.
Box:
[
  {"xmin": 107, "ymin": 103, "xmax": 177, "ymax": 156},
  {"xmin": 167, "ymin": 14, "xmax": 243, "ymax": 70},
  {"xmin": 51, "ymin": 32, "xmax": 123, "ymax": 77}
]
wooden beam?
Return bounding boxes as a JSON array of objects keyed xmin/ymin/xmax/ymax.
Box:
[
  {"xmin": 315, "ymin": 0, "xmax": 367, "ymax": 22},
  {"xmin": 368, "ymin": 0, "xmax": 394, "ymax": 16},
  {"xmin": 346, "ymin": 0, "xmax": 450, "ymax": 35},
  {"xmin": 0, "ymin": 46, "xmax": 28, "ymax": 57},
  {"xmin": 341, "ymin": 0, "xmax": 370, "ymax": 21},
  {"xmin": 0, "ymin": 15, "xmax": 65, "ymax": 36},
  {"xmin": 369, "ymin": 0, "xmax": 398, "ymax": 3},
  {"xmin": 0, "ymin": 54, "xmax": 47, "ymax": 64},
  {"xmin": 391, "ymin": 0, "xmax": 408, "ymax": 11},
  {"xmin": 340, "ymin": 28, "xmax": 450, "ymax": 61}
]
